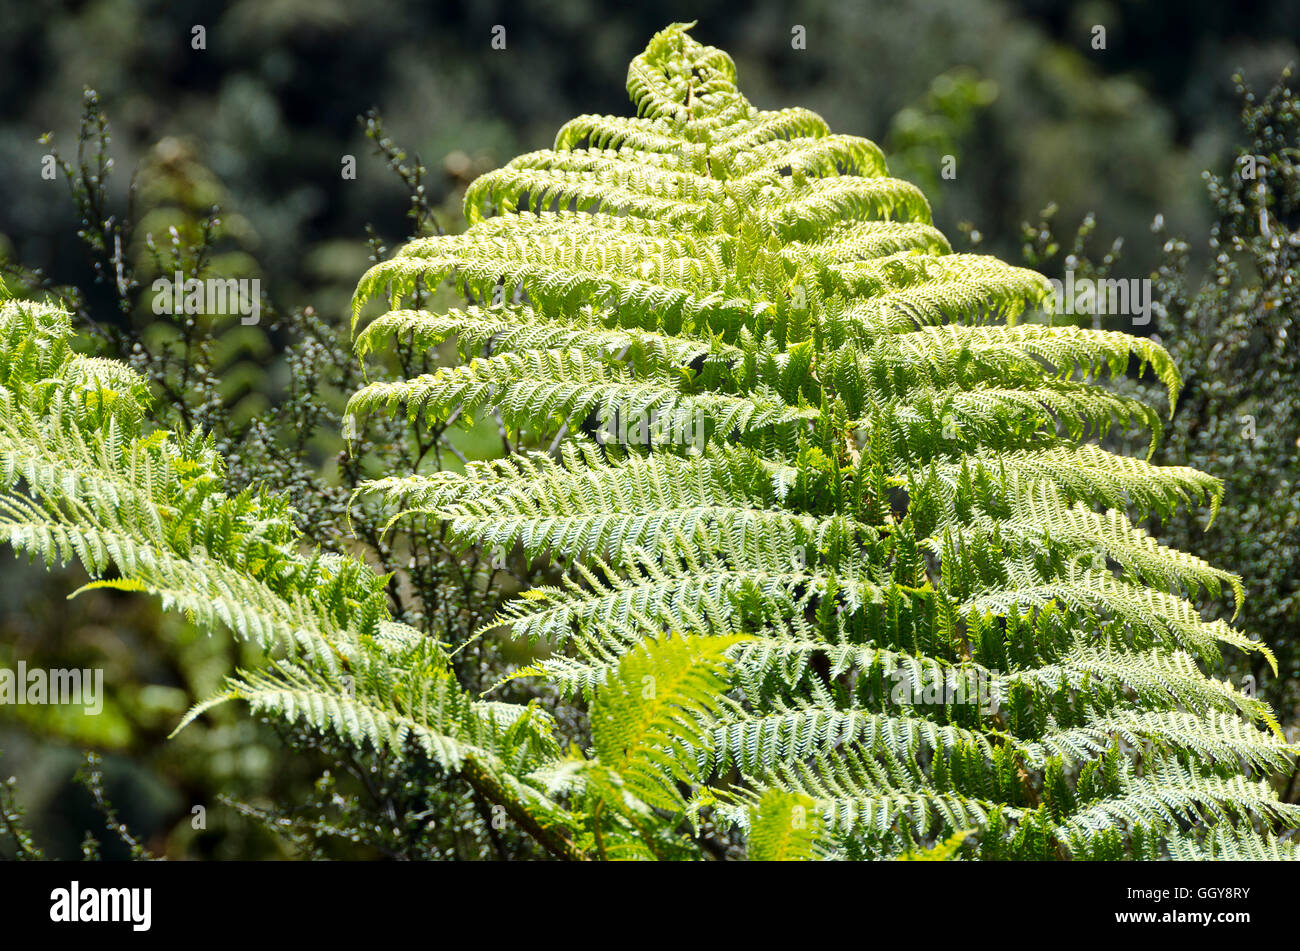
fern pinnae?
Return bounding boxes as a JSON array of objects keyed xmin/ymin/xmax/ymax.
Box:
[
  {"xmin": 349, "ymin": 22, "xmax": 1295, "ymax": 858},
  {"xmin": 6, "ymin": 23, "xmax": 1295, "ymax": 862}
]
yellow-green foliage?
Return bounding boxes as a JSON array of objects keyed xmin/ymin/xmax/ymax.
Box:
[
  {"xmin": 349, "ymin": 23, "xmax": 1297, "ymax": 859},
  {"xmin": 3, "ymin": 23, "xmax": 1297, "ymax": 861}
]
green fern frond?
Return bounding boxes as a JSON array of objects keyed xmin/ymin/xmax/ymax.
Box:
[
  {"xmin": 6, "ymin": 20, "xmax": 1291, "ymax": 863},
  {"xmin": 349, "ymin": 22, "xmax": 1293, "ymax": 859},
  {"xmin": 589, "ymin": 633, "xmax": 745, "ymax": 812},
  {"xmin": 898, "ymin": 829, "xmax": 972, "ymax": 861},
  {"xmin": 0, "ymin": 295, "xmax": 591, "ymax": 858},
  {"xmin": 745, "ymin": 788, "xmax": 824, "ymax": 861}
]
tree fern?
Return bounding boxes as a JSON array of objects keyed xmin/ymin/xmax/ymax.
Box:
[
  {"xmin": 349, "ymin": 22, "xmax": 1298, "ymax": 859},
  {"xmin": 0, "ymin": 293, "xmax": 583, "ymax": 860},
  {"xmin": 745, "ymin": 788, "xmax": 824, "ymax": 861},
  {"xmin": 3, "ymin": 23, "xmax": 1297, "ymax": 861}
]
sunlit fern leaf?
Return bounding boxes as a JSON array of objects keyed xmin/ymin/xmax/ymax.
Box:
[
  {"xmin": 351, "ymin": 21, "xmax": 1296, "ymax": 859},
  {"xmin": 4, "ymin": 21, "xmax": 1296, "ymax": 862},
  {"xmin": 0, "ymin": 295, "xmax": 579, "ymax": 852},
  {"xmin": 589, "ymin": 633, "xmax": 745, "ymax": 812},
  {"xmin": 1162, "ymin": 824, "xmax": 1300, "ymax": 861},
  {"xmin": 898, "ymin": 829, "xmax": 972, "ymax": 861},
  {"xmin": 1, "ymin": 21, "xmax": 1272, "ymax": 862},
  {"xmin": 745, "ymin": 788, "xmax": 824, "ymax": 861}
]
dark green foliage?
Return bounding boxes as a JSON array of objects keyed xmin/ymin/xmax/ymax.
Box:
[{"xmin": 1152, "ymin": 72, "xmax": 1300, "ymax": 732}]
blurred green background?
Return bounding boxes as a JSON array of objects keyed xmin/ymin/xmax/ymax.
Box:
[{"xmin": 1, "ymin": 0, "xmax": 1297, "ymax": 858}]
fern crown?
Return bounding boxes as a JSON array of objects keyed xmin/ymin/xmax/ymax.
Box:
[
  {"xmin": 347, "ymin": 23, "xmax": 1295, "ymax": 858},
  {"xmin": 3, "ymin": 23, "xmax": 1295, "ymax": 860}
]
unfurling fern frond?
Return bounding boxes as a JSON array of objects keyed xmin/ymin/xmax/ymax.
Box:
[{"xmin": 353, "ymin": 23, "xmax": 1297, "ymax": 860}]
